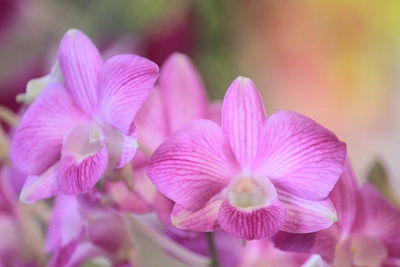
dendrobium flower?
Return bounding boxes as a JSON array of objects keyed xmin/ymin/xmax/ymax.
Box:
[
  {"xmin": 105, "ymin": 53, "xmax": 217, "ymax": 217},
  {"xmin": 10, "ymin": 29, "xmax": 159, "ymax": 201},
  {"xmin": 148, "ymin": 77, "xmax": 346, "ymax": 240},
  {"xmin": 315, "ymin": 163, "xmax": 400, "ymax": 266}
]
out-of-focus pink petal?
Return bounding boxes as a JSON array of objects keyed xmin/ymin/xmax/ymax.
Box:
[
  {"xmin": 218, "ymin": 199, "xmax": 287, "ymax": 240},
  {"xmin": 11, "ymin": 83, "xmax": 87, "ymax": 175},
  {"xmin": 105, "ymin": 167, "xmax": 155, "ymax": 214},
  {"xmin": 135, "ymin": 88, "xmax": 167, "ymax": 153},
  {"xmin": 277, "ymin": 188, "xmax": 337, "ymax": 233},
  {"xmin": 272, "ymin": 231, "xmax": 316, "ymax": 254},
  {"xmin": 351, "ymin": 235, "xmax": 388, "ymax": 267},
  {"xmin": 259, "ymin": 111, "xmax": 346, "ymax": 200},
  {"xmin": 329, "ymin": 160, "xmax": 361, "ymax": 235},
  {"xmin": 99, "ymin": 54, "xmax": 158, "ymax": 135},
  {"xmin": 19, "ymin": 163, "xmax": 58, "ymax": 203},
  {"xmin": 171, "ymin": 194, "xmax": 223, "ymax": 232},
  {"xmin": 87, "ymin": 210, "xmax": 126, "ymax": 254},
  {"xmin": 58, "ymin": 29, "xmax": 103, "ymax": 114},
  {"xmin": 208, "ymin": 101, "xmax": 222, "ymax": 125},
  {"xmin": 359, "ymin": 183, "xmax": 400, "ymax": 258},
  {"xmin": 57, "ymin": 124, "xmax": 109, "ymax": 194},
  {"xmin": 148, "ymin": 119, "xmax": 238, "ymax": 210},
  {"xmin": 313, "ymin": 225, "xmax": 340, "ymax": 263},
  {"xmin": 221, "ymin": 77, "xmax": 265, "ymax": 168},
  {"xmin": 159, "ymin": 53, "xmax": 208, "ymax": 133},
  {"xmin": 46, "ymin": 194, "xmax": 83, "ymax": 252},
  {"xmin": 154, "ymin": 193, "xmax": 175, "ymax": 226}
]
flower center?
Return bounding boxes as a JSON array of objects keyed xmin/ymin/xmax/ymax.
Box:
[{"xmin": 228, "ymin": 175, "xmax": 276, "ymax": 209}]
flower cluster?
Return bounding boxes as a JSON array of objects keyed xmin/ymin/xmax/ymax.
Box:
[{"xmin": 2, "ymin": 29, "xmax": 399, "ymax": 267}]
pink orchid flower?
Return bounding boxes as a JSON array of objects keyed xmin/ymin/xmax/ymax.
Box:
[
  {"xmin": 10, "ymin": 29, "xmax": 159, "ymax": 201},
  {"xmin": 315, "ymin": 162, "xmax": 400, "ymax": 266},
  {"xmin": 275, "ymin": 161, "xmax": 400, "ymax": 266},
  {"xmin": 46, "ymin": 193, "xmax": 136, "ymax": 267},
  {"xmin": 148, "ymin": 76, "xmax": 346, "ymax": 240},
  {"xmin": 105, "ymin": 53, "xmax": 218, "ymax": 217}
]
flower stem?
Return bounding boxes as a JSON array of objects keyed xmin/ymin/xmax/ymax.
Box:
[{"xmin": 206, "ymin": 232, "xmax": 220, "ymax": 267}]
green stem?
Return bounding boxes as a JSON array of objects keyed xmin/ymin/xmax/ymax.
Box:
[{"xmin": 206, "ymin": 232, "xmax": 220, "ymax": 267}]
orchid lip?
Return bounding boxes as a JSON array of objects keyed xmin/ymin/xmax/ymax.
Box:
[{"xmin": 227, "ymin": 174, "xmax": 277, "ymax": 210}]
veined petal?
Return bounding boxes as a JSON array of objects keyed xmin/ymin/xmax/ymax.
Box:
[
  {"xmin": 46, "ymin": 194, "xmax": 83, "ymax": 252},
  {"xmin": 58, "ymin": 29, "xmax": 103, "ymax": 114},
  {"xmin": 259, "ymin": 111, "xmax": 346, "ymax": 200},
  {"xmin": 19, "ymin": 163, "xmax": 59, "ymax": 203},
  {"xmin": 221, "ymin": 77, "xmax": 266, "ymax": 168},
  {"xmin": 11, "ymin": 83, "xmax": 87, "ymax": 175},
  {"xmin": 277, "ymin": 188, "xmax": 337, "ymax": 233},
  {"xmin": 57, "ymin": 124, "xmax": 109, "ymax": 194},
  {"xmin": 99, "ymin": 54, "xmax": 158, "ymax": 135},
  {"xmin": 218, "ymin": 199, "xmax": 287, "ymax": 240},
  {"xmin": 159, "ymin": 53, "xmax": 208, "ymax": 133},
  {"xmin": 148, "ymin": 119, "xmax": 238, "ymax": 210},
  {"xmin": 359, "ymin": 183, "xmax": 400, "ymax": 258},
  {"xmin": 171, "ymin": 194, "xmax": 223, "ymax": 232}
]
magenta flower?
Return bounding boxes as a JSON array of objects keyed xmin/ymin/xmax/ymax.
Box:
[
  {"xmin": 314, "ymin": 163, "xmax": 400, "ymax": 266},
  {"xmin": 148, "ymin": 77, "xmax": 346, "ymax": 240},
  {"xmin": 11, "ymin": 29, "xmax": 158, "ymax": 201},
  {"xmin": 106, "ymin": 53, "xmax": 216, "ymax": 216}
]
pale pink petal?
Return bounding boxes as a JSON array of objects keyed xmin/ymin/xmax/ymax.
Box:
[
  {"xmin": 171, "ymin": 194, "xmax": 223, "ymax": 232},
  {"xmin": 46, "ymin": 194, "xmax": 83, "ymax": 252},
  {"xmin": 351, "ymin": 235, "xmax": 388, "ymax": 267},
  {"xmin": 359, "ymin": 183, "xmax": 400, "ymax": 258},
  {"xmin": 19, "ymin": 163, "xmax": 59, "ymax": 203},
  {"xmin": 277, "ymin": 188, "xmax": 337, "ymax": 233},
  {"xmin": 159, "ymin": 53, "xmax": 208, "ymax": 133},
  {"xmin": 221, "ymin": 77, "xmax": 266, "ymax": 168},
  {"xmin": 313, "ymin": 226, "xmax": 340, "ymax": 263},
  {"xmin": 57, "ymin": 124, "xmax": 109, "ymax": 194},
  {"xmin": 258, "ymin": 111, "xmax": 346, "ymax": 200},
  {"xmin": 329, "ymin": 160, "xmax": 362, "ymax": 234},
  {"xmin": 218, "ymin": 199, "xmax": 287, "ymax": 240},
  {"xmin": 148, "ymin": 119, "xmax": 238, "ymax": 210},
  {"xmin": 11, "ymin": 83, "xmax": 87, "ymax": 175},
  {"xmin": 135, "ymin": 88, "xmax": 167, "ymax": 153},
  {"xmin": 58, "ymin": 29, "xmax": 103, "ymax": 114},
  {"xmin": 99, "ymin": 54, "xmax": 158, "ymax": 135}
]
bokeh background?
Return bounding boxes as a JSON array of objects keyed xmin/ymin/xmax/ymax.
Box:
[{"xmin": 1, "ymin": 0, "xmax": 400, "ymax": 192}]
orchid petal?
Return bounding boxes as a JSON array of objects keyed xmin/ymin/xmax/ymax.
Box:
[
  {"xmin": 218, "ymin": 199, "xmax": 287, "ymax": 240},
  {"xmin": 171, "ymin": 194, "xmax": 223, "ymax": 232},
  {"xmin": 135, "ymin": 88, "xmax": 167, "ymax": 153},
  {"xmin": 57, "ymin": 124, "xmax": 109, "ymax": 194},
  {"xmin": 19, "ymin": 163, "xmax": 58, "ymax": 203},
  {"xmin": 221, "ymin": 77, "xmax": 266, "ymax": 168},
  {"xmin": 159, "ymin": 53, "xmax": 208, "ymax": 133},
  {"xmin": 272, "ymin": 231, "xmax": 316, "ymax": 254},
  {"xmin": 277, "ymin": 188, "xmax": 337, "ymax": 233},
  {"xmin": 99, "ymin": 54, "xmax": 158, "ymax": 135},
  {"xmin": 148, "ymin": 119, "xmax": 238, "ymax": 210},
  {"xmin": 11, "ymin": 83, "xmax": 87, "ymax": 175},
  {"xmin": 359, "ymin": 183, "xmax": 400, "ymax": 258},
  {"xmin": 154, "ymin": 193, "xmax": 175, "ymax": 226},
  {"xmin": 46, "ymin": 194, "xmax": 83, "ymax": 252},
  {"xmin": 259, "ymin": 111, "xmax": 346, "ymax": 200},
  {"xmin": 329, "ymin": 160, "xmax": 361, "ymax": 234},
  {"xmin": 58, "ymin": 29, "xmax": 103, "ymax": 114}
]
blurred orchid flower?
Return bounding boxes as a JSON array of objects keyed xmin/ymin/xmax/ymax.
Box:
[
  {"xmin": 105, "ymin": 53, "xmax": 217, "ymax": 217},
  {"xmin": 46, "ymin": 193, "xmax": 136, "ymax": 266},
  {"xmin": 276, "ymin": 161, "xmax": 400, "ymax": 266},
  {"xmin": 11, "ymin": 29, "xmax": 158, "ymax": 201},
  {"xmin": 148, "ymin": 76, "xmax": 346, "ymax": 240}
]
